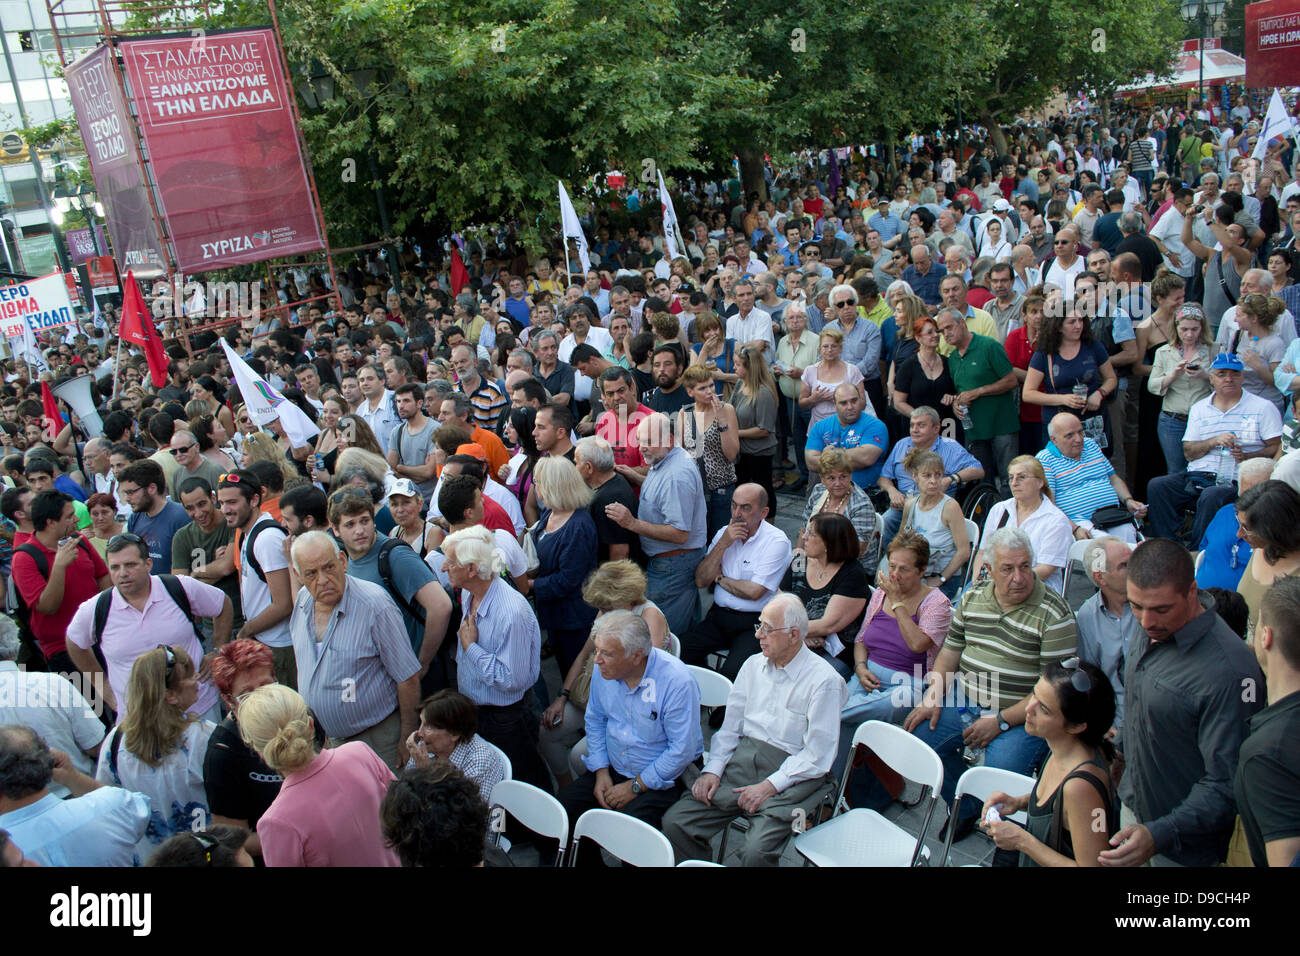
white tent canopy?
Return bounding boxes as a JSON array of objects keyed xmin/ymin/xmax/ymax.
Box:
[{"xmin": 1118, "ymin": 42, "xmax": 1245, "ymax": 95}]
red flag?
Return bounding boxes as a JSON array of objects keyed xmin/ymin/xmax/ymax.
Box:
[
  {"xmin": 40, "ymin": 381, "xmax": 65, "ymax": 441},
  {"xmin": 119, "ymin": 269, "xmax": 169, "ymax": 388},
  {"xmin": 450, "ymin": 246, "xmax": 469, "ymax": 297}
]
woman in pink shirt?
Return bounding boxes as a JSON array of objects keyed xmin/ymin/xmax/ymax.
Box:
[{"xmin": 238, "ymin": 685, "xmax": 399, "ymax": 867}]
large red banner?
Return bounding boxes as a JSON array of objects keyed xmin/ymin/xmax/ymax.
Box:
[
  {"xmin": 65, "ymin": 45, "xmax": 170, "ymax": 278},
  {"xmin": 119, "ymin": 28, "xmax": 323, "ymax": 274},
  {"xmin": 1246, "ymin": 0, "xmax": 1300, "ymax": 88}
]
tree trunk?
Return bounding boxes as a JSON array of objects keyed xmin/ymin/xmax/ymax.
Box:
[
  {"xmin": 981, "ymin": 111, "xmax": 1008, "ymax": 157},
  {"xmin": 737, "ymin": 147, "xmax": 767, "ymax": 203},
  {"xmin": 1099, "ymin": 92, "xmax": 1112, "ymax": 130},
  {"xmin": 883, "ymin": 128, "xmax": 897, "ymax": 183}
]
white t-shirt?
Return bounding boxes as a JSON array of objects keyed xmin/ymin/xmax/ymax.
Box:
[
  {"xmin": 0, "ymin": 662, "xmax": 105, "ymax": 798},
  {"xmin": 1149, "ymin": 207, "xmax": 1195, "ymax": 278},
  {"xmin": 560, "ymin": 328, "xmax": 615, "ymax": 403},
  {"xmin": 240, "ymin": 514, "xmax": 292, "ymax": 647},
  {"xmin": 1044, "ymin": 256, "xmax": 1086, "ymax": 303}
]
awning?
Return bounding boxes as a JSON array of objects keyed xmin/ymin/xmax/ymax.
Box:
[{"xmin": 1117, "ymin": 46, "xmax": 1246, "ymax": 96}]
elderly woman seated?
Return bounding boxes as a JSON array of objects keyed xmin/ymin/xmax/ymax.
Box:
[{"xmin": 800, "ymin": 447, "xmax": 880, "ymax": 576}]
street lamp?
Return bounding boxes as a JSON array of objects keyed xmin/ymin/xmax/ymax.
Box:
[
  {"xmin": 1180, "ymin": 0, "xmax": 1227, "ymax": 116},
  {"xmin": 50, "ymin": 184, "xmax": 105, "ymax": 255}
]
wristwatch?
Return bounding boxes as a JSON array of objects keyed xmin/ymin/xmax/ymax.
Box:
[
  {"xmin": 996, "ymin": 711, "xmax": 1010, "ymax": 733},
  {"xmin": 631, "ymin": 778, "xmax": 644, "ymax": 794}
]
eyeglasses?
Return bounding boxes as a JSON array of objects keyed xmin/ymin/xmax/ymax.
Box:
[
  {"xmin": 834, "ymin": 300, "xmax": 855, "ymax": 308},
  {"xmin": 754, "ymin": 622, "xmax": 793, "ymax": 636},
  {"xmin": 1053, "ymin": 239, "xmax": 1072, "ymax": 246},
  {"xmin": 107, "ymin": 531, "xmax": 145, "ymax": 550},
  {"xmin": 190, "ymin": 831, "xmax": 220, "ymax": 866},
  {"xmin": 169, "ymin": 445, "xmax": 197, "ymax": 456},
  {"xmin": 1060, "ymin": 656, "xmax": 1092, "ymax": 695},
  {"xmin": 157, "ymin": 644, "xmax": 176, "ymax": 683}
]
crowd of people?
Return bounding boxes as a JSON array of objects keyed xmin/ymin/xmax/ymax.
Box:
[{"xmin": 1, "ymin": 97, "xmax": 1299, "ymax": 869}]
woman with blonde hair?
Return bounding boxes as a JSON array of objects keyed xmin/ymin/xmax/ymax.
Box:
[
  {"xmin": 899, "ymin": 447, "xmax": 970, "ymax": 599},
  {"xmin": 730, "ymin": 345, "xmax": 781, "ymax": 502},
  {"xmin": 527, "ymin": 456, "xmax": 599, "ymax": 675},
  {"xmin": 1227, "ymin": 292, "xmax": 1287, "ymax": 412},
  {"xmin": 538, "ymin": 559, "xmax": 671, "ymax": 787},
  {"xmin": 799, "ymin": 446, "xmax": 879, "ymax": 574},
  {"xmin": 799, "ymin": 326, "xmax": 866, "ymax": 429},
  {"xmin": 240, "ymin": 431, "xmax": 299, "ymax": 487},
  {"xmin": 331, "ymin": 446, "xmax": 396, "ymax": 499},
  {"xmin": 972, "ymin": 456, "xmax": 1073, "ymax": 592},
  {"xmin": 94, "ymin": 645, "xmax": 216, "ymax": 864},
  {"xmin": 237, "ymin": 683, "xmax": 399, "ymax": 867},
  {"xmin": 1148, "ymin": 303, "xmax": 1215, "ymax": 473}
]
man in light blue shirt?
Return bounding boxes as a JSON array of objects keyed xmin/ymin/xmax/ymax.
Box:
[
  {"xmin": 877, "ymin": 406, "xmax": 984, "ymax": 546},
  {"xmin": 555, "ymin": 611, "xmax": 703, "ymax": 865},
  {"xmin": 1075, "ymin": 537, "xmax": 1138, "ymax": 733},
  {"xmin": 605, "ymin": 413, "xmax": 706, "ymax": 636},
  {"xmin": 868, "ymin": 197, "xmax": 904, "ymax": 246},
  {"xmin": 0, "ymin": 724, "xmax": 150, "ymax": 867}
]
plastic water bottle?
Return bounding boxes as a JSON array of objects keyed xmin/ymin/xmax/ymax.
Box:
[
  {"xmin": 956, "ymin": 403, "xmax": 974, "ymax": 430},
  {"xmin": 1215, "ymin": 447, "xmax": 1235, "ymax": 486}
]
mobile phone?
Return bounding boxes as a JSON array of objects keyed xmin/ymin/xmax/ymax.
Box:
[{"xmin": 1186, "ymin": 362, "xmax": 1200, "ymax": 371}]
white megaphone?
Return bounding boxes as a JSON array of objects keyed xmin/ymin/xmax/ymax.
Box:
[{"xmin": 51, "ymin": 375, "xmax": 104, "ymax": 438}]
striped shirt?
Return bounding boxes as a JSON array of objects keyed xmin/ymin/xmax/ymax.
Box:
[
  {"xmin": 944, "ymin": 578, "xmax": 1077, "ymax": 711},
  {"xmin": 290, "ymin": 576, "xmax": 421, "ymax": 739},
  {"xmin": 456, "ymin": 577, "xmax": 540, "ymax": 707},
  {"xmin": 1183, "ymin": 390, "xmax": 1283, "ymax": 476},
  {"xmin": 460, "ymin": 376, "xmax": 509, "ymax": 430},
  {"xmin": 1036, "ymin": 438, "xmax": 1118, "ymax": 522}
]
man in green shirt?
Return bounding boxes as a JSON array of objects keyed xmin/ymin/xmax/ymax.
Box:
[
  {"xmin": 171, "ymin": 475, "xmax": 243, "ymax": 634},
  {"xmin": 936, "ymin": 306, "xmax": 1019, "ymax": 494}
]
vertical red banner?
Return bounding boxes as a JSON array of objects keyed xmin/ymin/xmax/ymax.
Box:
[
  {"xmin": 119, "ymin": 28, "xmax": 324, "ymax": 274},
  {"xmin": 1246, "ymin": 0, "xmax": 1300, "ymax": 88},
  {"xmin": 65, "ymin": 45, "xmax": 170, "ymax": 278}
]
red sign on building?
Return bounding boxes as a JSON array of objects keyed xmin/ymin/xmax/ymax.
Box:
[{"xmin": 1246, "ymin": 0, "xmax": 1300, "ymax": 88}]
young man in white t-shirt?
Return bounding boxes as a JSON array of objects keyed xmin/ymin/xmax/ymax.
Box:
[{"xmin": 217, "ymin": 470, "xmax": 295, "ymax": 688}]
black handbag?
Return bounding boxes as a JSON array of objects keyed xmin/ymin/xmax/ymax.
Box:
[{"xmin": 1089, "ymin": 504, "xmax": 1133, "ymax": 531}]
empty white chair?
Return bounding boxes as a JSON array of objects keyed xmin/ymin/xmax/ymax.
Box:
[
  {"xmin": 685, "ymin": 664, "xmax": 733, "ymax": 709},
  {"xmin": 569, "ymin": 808, "xmax": 675, "ymax": 867},
  {"xmin": 567, "ymin": 737, "xmax": 589, "ymax": 780},
  {"xmin": 489, "ymin": 780, "xmax": 569, "ymax": 866},
  {"xmin": 939, "ymin": 766, "xmax": 1036, "ymax": 867},
  {"xmin": 793, "ymin": 720, "xmax": 943, "ymax": 867},
  {"xmin": 667, "ymin": 632, "xmax": 681, "ymax": 658}
]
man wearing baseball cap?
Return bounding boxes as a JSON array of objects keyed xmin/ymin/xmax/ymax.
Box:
[{"xmin": 1146, "ymin": 352, "xmax": 1283, "ymax": 546}]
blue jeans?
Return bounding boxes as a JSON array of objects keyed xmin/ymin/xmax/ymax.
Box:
[
  {"xmin": 789, "ymin": 397, "xmax": 812, "ymax": 480},
  {"xmin": 834, "ymin": 659, "xmax": 924, "ymax": 780},
  {"xmin": 1157, "ymin": 412, "xmax": 1188, "ymax": 475},
  {"xmin": 646, "ymin": 548, "xmax": 703, "ymax": 636},
  {"xmin": 705, "ymin": 484, "xmax": 735, "ymax": 543},
  {"xmin": 911, "ymin": 706, "xmax": 1049, "ymax": 820}
]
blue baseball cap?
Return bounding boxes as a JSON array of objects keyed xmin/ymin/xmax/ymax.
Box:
[{"xmin": 1210, "ymin": 353, "xmax": 1244, "ymax": 372}]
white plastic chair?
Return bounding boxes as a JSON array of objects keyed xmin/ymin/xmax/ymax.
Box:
[
  {"xmin": 676, "ymin": 859, "xmax": 725, "ymax": 867},
  {"xmin": 489, "ymin": 780, "xmax": 569, "ymax": 866},
  {"xmin": 482, "ymin": 739, "xmax": 512, "ymax": 801},
  {"xmin": 1061, "ymin": 536, "xmax": 1092, "ymax": 594},
  {"xmin": 569, "ymin": 808, "xmax": 675, "ymax": 867},
  {"xmin": 793, "ymin": 720, "xmax": 943, "ymax": 867},
  {"xmin": 939, "ymin": 766, "xmax": 1036, "ymax": 867},
  {"xmin": 685, "ymin": 664, "xmax": 733, "ymax": 709},
  {"xmin": 667, "ymin": 633, "xmax": 681, "ymax": 658},
  {"xmin": 1194, "ymin": 550, "xmax": 1204, "ymax": 573},
  {"xmin": 960, "ymin": 517, "xmax": 981, "ymax": 588}
]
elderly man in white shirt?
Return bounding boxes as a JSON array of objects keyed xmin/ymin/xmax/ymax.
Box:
[
  {"xmin": 662, "ymin": 592, "xmax": 848, "ymax": 866},
  {"xmin": 726, "ymin": 277, "xmax": 776, "ymax": 355},
  {"xmin": 678, "ymin": 484, "xmax": 792, "ymax": 682}
]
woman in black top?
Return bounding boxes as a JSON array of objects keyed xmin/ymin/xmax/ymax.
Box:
[
  {"xmin": 892, "ymin": 314, "xmax": 961, "ymax": 442},
  {"xmin": 780, "ymin": 513, "xmax": 869, "ymax": 678},
  {"xmin": 980, "ymin": 658, "xmax": 1116, "ymax": 867}
]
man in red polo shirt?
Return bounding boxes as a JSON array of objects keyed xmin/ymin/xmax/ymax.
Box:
[
  {"xmin": 595, "ymin": 366, "xmax": 653, "ymax": 488},
  {"xmin": 11, "ymin": 490, "xmax": 110, "ymax": 673}
]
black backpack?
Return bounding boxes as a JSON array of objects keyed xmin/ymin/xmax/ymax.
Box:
[
  {"xmin": 377, "ymin": 537, "xmax": 427, "ymax": 625},
  {"xmin": 243, "ymin": 519, "xmax": 286, "ymax": 582},
  {"xmin": 91, "ymin": 573, "xmax": 205, "ymax": 648}
]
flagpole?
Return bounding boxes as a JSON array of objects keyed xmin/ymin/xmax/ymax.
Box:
[{"xmin": 110, "ymin": 325, "xmax": 124, "ymax": 398}]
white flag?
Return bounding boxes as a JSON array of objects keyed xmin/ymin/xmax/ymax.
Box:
[
  {"xmin": 12, "ymin": 320, "xmax": 50, "ymax": 376},
  {"xmin": 1253, "ymin": 90, "xmax": 1298, "ymax": 162},
  {"xmin": 557, "ymin": 180, "xmax": 592, "ymax": 276},
  {"xmin": 92, "ymin": 296, "xmax": 106, "ymax": 330},
  {"xmin": 221, "ymin": 339, "xmax": 319, "ymax": 447},
  {"xmin": 658, "ymin": 170, "xmax": 681, "ymax": 260}
]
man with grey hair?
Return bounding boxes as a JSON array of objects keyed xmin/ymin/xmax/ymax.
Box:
[
  {"xmin": 899, "ymin": 526, "xmax": 1076, "ymax": 838},
  {"xmin": 725, "ymin": 277, "xmax": 775, "ymax": 355},
  {"xmin": 554, "ymin": 610, "xmax": 702, "ymax": 865},
  {"xmin": 0, "ymin": 724, "xmax": 149, "ymax": 866},
  {"xmin": 288, "ymin": 530, "xmax": 421, "ymax": 770},
  {"xmin": 1114, "ymin": 211, "xmax": 1161, "ymax": 282},
  {"xmin": 662, "ymin": 592, "xmax": 848, "ymax": 866},
  {"xmin": 506, "ymin": 347, "xmax": 535, "ymax": 374},
  {"xmin": 576, "ymin": 435, "xmax": 639, "ymax": 562},
  {"xmin": 452, "ymin": 342, "xmax": 508, "ymax": 430},
  {"xmin": 1076, "ymin": 536, "xmax": 1137, "ymax": 734},
  {"xmin": 1215, "ymin": 267, "xmax": 1298, "ymax": 350},
  {"xmin": 0, "ymin": 615, "xmax": 105, "ymax": 799},
  {"xmin": 532, "ymin": 329, "xmax": 575, "ymax": 415}
]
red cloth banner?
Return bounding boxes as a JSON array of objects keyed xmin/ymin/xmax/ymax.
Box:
[
  {"xmin": 120, "ymin": 269, "xmax": 169, "ymax": 388},
  {"xmin": 1246, "ymin": 0, "xmax": 1300, "ymax": 88},
  {"xmin": 65, "ymin": 45, "xmax": 170, "ymax": 278},
  {"xmin": 451, "ymin": 247, "xmax": 470, "ymax": 296},
  {"xmin": 119, "ymin": 29, "xmax": 323, "ymax": 274}
]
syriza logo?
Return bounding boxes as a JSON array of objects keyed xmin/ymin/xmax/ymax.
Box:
[{"xmin": 200, "ymin": 230, "xmax": 275, "ymax": 259}]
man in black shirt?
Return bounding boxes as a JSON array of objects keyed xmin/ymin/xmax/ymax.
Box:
[
  {"xmin": 645, "ymin": 345, "xmax": 692, "ymax": 414},
  {"xmin": 575, "ymin": 436, "xmax": 640, "ymax": 563},
  {"xmin": 1235, "ymin": 576, "xmax": 1300, "ymax": 867}
]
